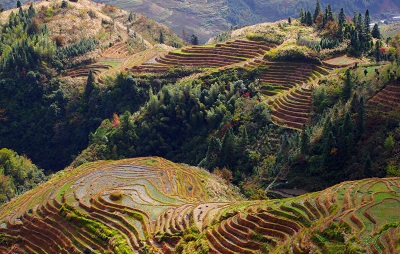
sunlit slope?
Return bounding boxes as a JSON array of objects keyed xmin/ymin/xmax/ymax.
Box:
[{"xmin": 0, "ymin": 157, "xmax": 399, "ymax": 253}]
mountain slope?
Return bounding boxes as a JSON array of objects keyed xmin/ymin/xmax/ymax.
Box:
[
  {"xmin": 0, "ymin": 157, "xmax": 399, "ymax": 253},
  {"xmin": 91, "ymin": 0, "xmax": 399, "ymax": 42}
]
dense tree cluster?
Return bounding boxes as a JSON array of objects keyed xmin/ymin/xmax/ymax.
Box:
[
  {"xmin": 299, "ymin": 1, "xmax": 378, "ymax": 57},
  {"xmin": 0, "ymin": 148, "xmax": 46, "ymax": 204}
]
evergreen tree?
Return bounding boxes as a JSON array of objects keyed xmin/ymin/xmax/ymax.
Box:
[
  {"xmin": 364, "ymin": 10, "xmax": 371, "ymax": 36},
  {"xmin": 202, "ymin": 136, "xmax": 222, "ymax": 170},
  {"xmin": 220, "ymin": 128, "xmax": 236, "ymax": 169},
  {"xmin": 17, "ymin": 0, "xmax": 21, "ymax": 8},
  {"xmin": 341, "ymin": 69, "xmax": 352, "ymax": 102},
  {"xmin": 375, "ymin": 40, "xmax": 382, "ymax": 62},
  {"xmin": 364, "ymin": 155, "xmax": 372, "ymax": 177},
  {"xmin": 337, "ymin": 8, "xmax": 345, "ymax": 39},
  {"xmin": 327, "ymin": 5, "xmax": 333, "ymax": 22},
  {"xmin": 128, "ymin": 12, "xmax": 133, "ymax": 22},
  {"xmin": 84, "ymin": 70, "xmax": 95, "ymax": 99},
  {"xmin": 299, "ymin": 8, "xmax": 305, "ymax": 24},
  {"xmin": 159, "ymin": 30, "xmax": 164, "ymax": 44},
  {"xmin": 288, "ymin": 17, "xmax": 292, "ymax": 24},
  {"xmin": 61, "ymin": 0, "xmax": 68, "ymax": 8},
  {"xmin": 306, "ymin": 11, "xmax": 313, "ymax": 26},
  {"xmin": 356, "ymin": 97, "xmax": 365, "ymax": 138},
  {"xmin": 313, "ymin": 0, "xmax": 321, "ymax": 23},
  {"xmin": 300, "ymin": 130, "xmax": 310, "ymax": 155},
  {"xmin": 189, "ymin": 34, "xmax": 199, "ymax": 45},
  {"xmin": 372, "ymin": 24, "xmax": 381, "ymax": 39}
]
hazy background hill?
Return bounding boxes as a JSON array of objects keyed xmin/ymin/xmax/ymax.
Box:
[{"xmin": 3, "ymin": 0, "xmax": 396, "ymax": 43}]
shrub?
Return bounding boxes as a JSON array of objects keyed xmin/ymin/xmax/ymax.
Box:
[{"xmin": 109, "ymin": 190, "xmax": 123, "ymax": 201}]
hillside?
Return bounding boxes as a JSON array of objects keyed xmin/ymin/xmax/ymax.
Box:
[
  {"xmin": 0, "ymin": 0, "xmax": 183, "ymax": 172},
  {"xmin": 0, "ymin": 157, "xmax": 399, "ymax": 253},
  {"xmin": 74, "ymin": 0, "xmax": 400, "ymax": 42}
]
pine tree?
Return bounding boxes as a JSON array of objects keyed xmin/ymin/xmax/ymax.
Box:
[
  {"xmin": 288, "ymin": 17, "xmax": 292, "ymax": 24},
  {"xmin": 299, "ymin": 8, "xmax": 305, "ymax": 24},
  {"xmin": 364, "ymin": 10, "xmax": 371, "ymax": 36},
  {"xmin": 17, "ymin": 0, "xmax": 21, "ymax": 8},
  {"xmin": 300, "ymin": 130, "xmax": 310, "ymax": 155},
  {"xmin": 327, "ymin": 5, "xmax": 333, "ymax": 22},
  {"xmin": 337, "ymin": 8, "xmax": 345, "ymax": 39},
  {"xmin": 203, "ymin": 136, "xmax": 222, "ymax": 170},
  {"xmin": 313, "ymin": 0, "xmax": 321, "ymax": 23},
  {"xmin": 221, "ymin": 128, "xmax": 236, "ymax": 169},
  {"xmin": 159, "ymin": 30, "xmax": 164, "ymax": 44},
  {"xmin": 306, "ymin": 11, "xmax": 313, "ymax": 26},
  {"xmin": 341, "ymin": 69, "xmax": 352, "ymax": 102},
  {"xmin": 128, "ymin": 12, "xmax": 133, "ymax": 22},
  {"xmin": 356, "ymin": 97, "xmax": 365, "ymax": 138},
  {"xmin": 338, "ymin": 8, "xmax": 346, "ymax": 25},
  {"xmin": 375, "ymin": 40, "xmax": 382, "ymax": 62},
  {"xmin": 189, "ymin": 34, "xmax": 199, "ymax": 45},
  {"xmin": 364, "ymin": 155, "xmax": 372, "ymax": 177},
  {"xmin": 84, "ymin": 70, "xmax": 95, "ymax": 99},
  {"xmin": 372, "ymin": 24, "xmax": 381, "ymax": 39}
]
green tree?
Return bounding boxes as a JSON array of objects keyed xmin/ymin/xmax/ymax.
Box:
[
  {"xmin": 61, "ymin": 0, "xmax": 68, "ymax": 8},
  {"xmin": 189, "ymin": 34, "xmax": 199, "ymax": 45},
  {"xmin": 364, "ymin": 10, "xmax": 371, "ymax": 36},
  {"xmin": 313, "ymin": 0, "xmax": 321, "ymax": 23},
  {"xmin": 364, "ymin": 155, "xmax": 372, "ymax": 177},
  {"xmin": 220, "ymin": 128, "xmax": 236, "ymax": 169},
  {"xmin": 17, "ymin": 0, "xmax": 21, "ymax": 8},
  {"xmin": 288, "ymin": 17, "xmax": 292, "ymax": 24},
  {"xmin": 84, "ymin": 70, "xmax": 95, "ymax": 99},
  {"xmin": 341, "ymin": 69, "xmax": 352, "ymax": 102},
  {"xmin": 306, "ymin": 11, "xmax": 313, "ymax": 26},
  {"xmin": 159, "ymin": 30, "xmax": 164, "ymax": 44},
  {"xmin": 372, "ymin": 24, "xmax": 381, "ymax": 39}
]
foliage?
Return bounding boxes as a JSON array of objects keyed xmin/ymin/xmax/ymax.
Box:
[{"xmin": 0, "ymin": 148, "xmax": 46, "ymax": 204}]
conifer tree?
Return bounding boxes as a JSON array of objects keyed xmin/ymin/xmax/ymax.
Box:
[
  {"xmin": 364, "ymin": 155, "xmax": 372, "ymax": 177},
  {"xmin": 306, "ymin": 11, "xmax": 313, "ymax": 26},
  {"xmin": 84, "ymin": 70, "xmax": 95, "ymax": 99},
  {"xmin": 364, "ymin": 10, "xmax": 371, "ymax": 36},
  {"xmin": 221, "ymin": 128, "xmax": 236, "ymax": 169},
  {"xmin": 313, "ymin": 0, "xmax": 321, "ymax": 23},
  {"xmin": 17, "ymin": 0, "xmax": 21, "ymax": 8},
  {"xmin": 159, "ymin": 30, "xmax": 164, "ymax": 44},
  {"xmin": 341, "ymin": 69, "xmax": 352, "ymax": 102},
  {"xmin": 372, "ymin": 24, "xmax": 381, "ymax": 39}
]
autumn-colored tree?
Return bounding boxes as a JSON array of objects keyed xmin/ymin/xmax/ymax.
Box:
[
  {"xmin": 213, "ymin": 167, "xmax": 233, "ymax": 183},
  {"xmin": 111, "ymin": 113, "xmax": 121, "ymax": 128},
  {"xmin": 324, "ymin": 20, "xmax": 339, "ymax": 38}
]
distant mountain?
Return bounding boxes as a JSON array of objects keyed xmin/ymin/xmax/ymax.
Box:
[{"xmin": 3, "ymin": 0, "xmax": 399, "ymax": 42}]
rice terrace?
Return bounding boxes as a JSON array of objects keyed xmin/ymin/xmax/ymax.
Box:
[{"xmin": 0, "ymin": 157, "xmax": 399, "ymax": 253}]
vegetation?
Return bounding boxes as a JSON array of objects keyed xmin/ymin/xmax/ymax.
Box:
[
  {"xmin": 0, "ymin": 148, "xmax": 46, "ymax": 204},
  {"xmin": 0, "ymin": 1, "xmax": 400, "ymax": 252},
  {"xmin": 0, "ymin": 157, "xmax": 398, "ymax": 253}
]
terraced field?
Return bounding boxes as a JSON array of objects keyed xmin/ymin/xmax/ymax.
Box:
[
  {"xmin": 130, "ymin": 39, "xmax": 277, "ymax": 74},
  {"xmin": 245, "ymin": 60, "xmax": 328, "ymax": 130},
  {"xmin": 269, "ymin": 85, "xmax": 314, "ymax": 130},
  {"xmin": 322, "ymin": 55, "xmax": 360, "ymax": 69},
  {"xmin": 0, "ymin": 157, "xmax": 399, "ymax": 253},
  {"xmin": 367, "ymin": 83, "xmax": 400, "ymax": 113}
]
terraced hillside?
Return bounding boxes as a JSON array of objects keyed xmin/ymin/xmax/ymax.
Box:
[
  {"xmin": 130, "ymin": 39, "xmax": 277, "ymax": 74},
  {"xmin": 0, "ymin": 157, "xmax": 399, "ymax": 253},
  {"xmin": 0, "ymin": 157, "xmax": 241, "ymax": 253},
  {"xmin": 270, "ymin": 85, "xmax": 314, "ymax": 130},
  {"xmin": 244, "ymin": 59, "xmax": 329, "ymax": 130},
  {"xmin": 367, "ymin": 83, "xmax": 400, "ymax": 113}
]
